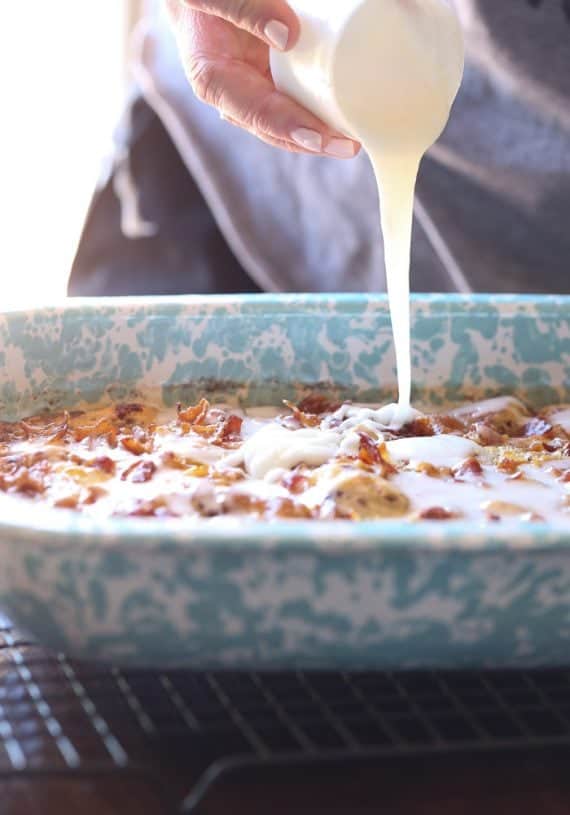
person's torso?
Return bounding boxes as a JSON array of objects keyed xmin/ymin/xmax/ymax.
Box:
[{"xmin": 133, "ymin": 0, "xmax": 570, "ymax": 294}]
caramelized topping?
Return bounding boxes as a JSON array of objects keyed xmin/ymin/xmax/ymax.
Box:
[
  {"xmin": 283, "ymin": 400, "xmax": 321, "ymax": 428},
  {"xmin": 177, "ymin": 399, "xmax": 210, "ymax": 426},
  {"xmin": 121, "ymin": 460, "xmax": 157, "ymax": 484},
  {"xmin": 0, "ymin": 395, "xmax": 568, "ymax": 524},
  {"xmin": 453, "ymin": 457, "xmax": 483, "ymax": 481},
  {"xmin": 417, "ymin": 507, "xmax": 459, "ymax": 521}
]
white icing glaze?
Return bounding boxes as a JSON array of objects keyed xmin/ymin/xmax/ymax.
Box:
[
  {"xmin": 224, "ymin": 424, "xmax": 341, "ymax": 480},
  {"xmin": 153, "ymin": 435, "xmax": 227, "ymax": 464},
  {"xmin": 450, "ymin": 396, "xmax": 527, "ymax": 420},
  {"xmin": 325, "ymin": 402, "xmax": 422, "ymax": 432},
  {"xmin": 331, "ymin": 0, "xmax": 464, "ymax": 407},
  {"xmin": 386, "ymin": 435, "xmax": 482, "ymax": 467}
]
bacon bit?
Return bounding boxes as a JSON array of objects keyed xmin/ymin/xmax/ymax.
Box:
[
  {"xmin": 468, "ymin": 422, "xmax": 505, "ymax": 447},
  {"xmin": 269, "ymin": 497, "xmax": 313, "ymax": 520},
  {"xmin": 189, "ymin": 424, "xmax": 218, "ymax": 438},
  {"xmin": 162, "ymin": 452, "xmax": 210, "ymax": 476},
  {"xmin": 177, "ymin": 399, "xmax": 210, "ymax": 426},
  {"xmin": 91, "ymin": 456, "xmax": 116, "ymax": 475},
  {"xmin": 223, "ymin": 493, "xmax": 267, "ymax": 516},
  {"xmin": 528, "ymin": 439, "xmax": 547, "ymax": 453},
  {"xmin": 46, "ymin": 412, "xmax": 70, "ymax": 444},
  {"xmin": 522, "ymin": 418, "xmax": 552, "ymax": 438},
  {"xmin": 440, "ymin": 415, "xmax": 466, "ymax": 433},
  {"xmin": 296, "ymin": 395, "xmax": 339, "ymax": 416},
  {"xmin": 19, "ymin": 417, "xmax": 47, "ymax": 434},
  {"xmin": 0, "ymin": 468, "xmax": 47, "ymax": 496},
  {"xmin": 358, "ymin": 433, "xmax": 381, "ymax": 465},
  {"xmin": 64, "ymin": 454, "xmax": 114, "ymax": 474},
  {"xmin": 377, "ymin": 443, "xmax": 397, "ymax": 473},
  {"xmin": 121, "ymin": 460, "xmax": 157, "ymax": 483},
  {"xmin": 0, "ymin": 422, "xmax": 29, "ymax": 443},
  {"xmin": 55, "ymin": 494, "xmax": 79, "ymax": 509},
  {"xmin": 73, "ymin": 417, "xmax": 116, "ymax": 442},
  {"xmin": 453, "ymin": 458, "xmax": 484, "ymax": 481},
  {"xmin": 401, "ymin": 417, "xmax": 435, "ymax": 437},
  {"xmin": 283, "ymin": 401, "xmax": 321, "ymax": 428},
  {"xmin": 417, "ymin": 462, "xmax": 452, "ymax": 479},
  {"xmin": 399, "ymin": 414, "xmax": 465, "ymax": 438},
  {"xmin": 212, "ymin": 468, "xmax": 245, "ymax": 485},
  {"xmin": 431, "ymin": 415, "xmax": 467, "ymax": 435},
  {"xmin": 123, "ymin": 497, "xmax": 174, "ymax": 518},
  {"xmin": 82, "ymin": 486, "xmax": 107, "ymax": 505},
  {"xmin": 20, "ymin": 412, "xmax": 70, "ymax": 444},
  {"xmin": 544, "ymin": 438, "xmax": 570, "ymax": 453},
  {"xmin": 357, "ymin": 436, "xmax": 397, "ymax": 477},
  {"xmin": 177, "ymin": 409, "xmax": 237, "ymax": 439},
  {"xmin": 377, "ymin": 444, "xmax": 397, "ymax": 477},
  {"xmin": 282, "ymin": 471, "xmax": 309, "ymax": 495},
  {"xmin": 418, "ymin": 507, "xmax": 459, "ymax": 521},
  {"xmin": 215, "ymin": 415, "xmax": 243, "ymax": 443},
  {"xmin": 105, "ymin": 429, "xmax": 117, "ymax": 448},
  {"xmin": 115, "ymin": 403, "xmax": 143, "ymax": 421},
  {"xmin": 557, "ymin": 469, "xmax": 570, "ymax": 483},
  {"xmin": 162, "ymin": 452, "xmax": 186, "ymax": 470},
  {"xmin": 496, "ymin": 456, "xmax": 520, "ymax": 475},
  {"xmin": 0, "ymin": 452, "xmax": 44, "ymax": 475},
  {"xmin": 120, "ymin": 435, "xmax": 151, "ymax": 456}
]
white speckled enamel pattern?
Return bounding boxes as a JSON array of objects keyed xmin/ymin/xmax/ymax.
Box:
[{"xmin": 0, "ymin": 294, "xmax": 568, "ymax": 669}]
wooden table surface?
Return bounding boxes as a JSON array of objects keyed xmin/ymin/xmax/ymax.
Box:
[{"xmin": 3, "ymin": 751, "xmax": 570, "ymax": 814}]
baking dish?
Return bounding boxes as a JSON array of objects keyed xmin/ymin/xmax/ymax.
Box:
[{"xmin": 0, "ymin": 294, "xmax": 568, "ymax": 669}]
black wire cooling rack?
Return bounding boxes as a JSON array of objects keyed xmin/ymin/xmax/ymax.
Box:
[{"xmin": 1, "ymin": 612, "xmax": 570, "ymax": 814}]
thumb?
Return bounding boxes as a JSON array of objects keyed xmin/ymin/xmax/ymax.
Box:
[{"xmin": 179, "ymin": 0, "xmax": 300, "ymax": 51}]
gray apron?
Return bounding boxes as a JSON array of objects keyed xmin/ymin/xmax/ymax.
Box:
[{"xmin": 70, "ymin": 0, "xmax": 570, "ymax": 296}]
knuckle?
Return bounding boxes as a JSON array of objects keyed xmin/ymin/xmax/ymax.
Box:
[
  {"xmin": 187, "ymin": 57, "xmax": 223, "ymax": 108},
  {"xmin": 243, "ymin": 94, "xmax": 277, "ymax": 137},
  {"xmin": 227, "ymin": 0, "xmax": 258, "ymax": 29}
]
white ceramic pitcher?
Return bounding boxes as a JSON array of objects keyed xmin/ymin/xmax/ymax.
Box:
[{"xmin": 270, "ymin": 0, "xmax": 464, "ymax": 147}]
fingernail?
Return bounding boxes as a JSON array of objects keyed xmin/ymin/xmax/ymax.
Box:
[
  {"xmin": 264, "ymin": 20, "xmax": 290, "ymax": 50},
  {"xmin": 325, "ymin": 138, "xmax": 356, "ymax": 159},
  {"xmin": 291, "ymin": 128, "xmax": 323, "ymax": 152}
]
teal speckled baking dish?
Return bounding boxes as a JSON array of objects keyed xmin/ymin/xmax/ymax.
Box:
[{"xmin": 0, "ymin": 294, "xmax": 568, "ymax": 669}]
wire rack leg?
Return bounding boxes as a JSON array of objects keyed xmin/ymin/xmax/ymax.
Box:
[{"xmin": 179, "ymin": 758, "xmax": 255, "ymax": 814}]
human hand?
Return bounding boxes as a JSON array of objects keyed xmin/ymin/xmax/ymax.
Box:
[{"xmin": 165, "ymin": 0, "xmax": 360, "ymax": 158}]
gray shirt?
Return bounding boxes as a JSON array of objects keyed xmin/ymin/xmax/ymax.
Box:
[{"xmin": 132, "ymin": 0, "xmax": 570, "ymax": 294}]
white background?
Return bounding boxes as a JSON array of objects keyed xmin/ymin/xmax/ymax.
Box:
[{"xmin": 1, "ymin": 3, "xmax": 129, "ymax": 307}]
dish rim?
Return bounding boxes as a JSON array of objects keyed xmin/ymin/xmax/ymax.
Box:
[{"xmin": 1, "ymin": 291, "xmax": 569, "ymax": 317}]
